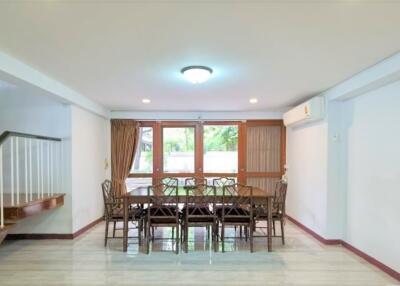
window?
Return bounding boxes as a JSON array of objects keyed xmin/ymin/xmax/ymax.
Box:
[
  {"xmin": 163, "ymin": 127, "xmax": 195, "ymax": 173},
  {"xmin": 131, "ymin": 127, "xmax": 153, "ymax": 173},
  {"xmin": 203, "ymin": 125, "xmax": 238, "ymax": 173},
  {"xmin": 127, "ymin": 120, "xmax": 285, "ymax": 191},
  {"xmin": 126, "ymin": 177, "xmax": 152, "ymax": 190}
]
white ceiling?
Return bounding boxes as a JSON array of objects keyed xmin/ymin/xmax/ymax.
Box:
[{"xmin": 0, "ymin": 1, "xmax": 400, "ymax": 112}]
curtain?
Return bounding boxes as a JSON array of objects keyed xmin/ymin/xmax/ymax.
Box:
[
  {"xmin": 111, "ymin": 119, "xmax": 139, "ymax": 197},
  {"xmin": 246, "ymin": 125, "xmax": 281, "ymax": 172}
]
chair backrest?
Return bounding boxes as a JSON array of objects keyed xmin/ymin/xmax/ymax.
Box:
[
  {"xmin": 185, "ymin": 184, "xmax": 216, "ymax": 217},
  {"xmin": 185, "ymin": 177, "xmax": 207, "ymax": 187},
  {"xmin": 162, "ymin": 177, "xmax": 179, "ymax": 187},
  {"xmin": 101, "ymin": 180, "xmax": 117, "ymax": 218},
  {"xmin": 273, "ymin": 181, "xmax": 288, "ymax": 216},
  {"xmin": 222, "ymin": 184, "xmax": 253, "ymax": 217},
  {"xmin": 147, "ymin": 183, "xmax": 179, "ymax": 218},
  {"xmin": 212, "ymin": 177, "xmax": 235, "ymax": 189}
]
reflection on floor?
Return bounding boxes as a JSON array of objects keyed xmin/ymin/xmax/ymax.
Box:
[{"xmin": 0, "ymin": 221, "xmax": 397, "ymax": 286}]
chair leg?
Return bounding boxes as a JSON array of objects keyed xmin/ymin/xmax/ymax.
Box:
[
  {"xmin": 280, "ymin": 219, "xmax": 285, "ymax": 245},
  {"xmin": 172, "ymin": 227, "xmax": 175, "ymax": 239},
  {"xmin": 221, "ymin": 222, "xmax": 225, "ymax": 253},
  {"xmin": 113, "ymin": 221, "xmax": 117, "ymax": 238},
  {"xmin": 185, "ymin": 224, "xmax": 188, "ymax": 253},
  {"xmin": 146, "ymin": 222, "xmax": 150, "ymax": 255},
  {"xmin": 250, "ymin": 223, "xmax": 254, "ymax": 253},
  {"xmin": 245, "ymin": 226, "xmax": 248, "ymax": 242},
  {"xmin": 273, "ymin": 220, "xmax": 276, "ymax": 236},
  {"xmin": 104, "ymin": 219, "xmax": 109, "ymax": 247},
  {"xmin": 175, "ymin": 224, "xmax": 179, "ymax": 254},
  {"xmin": 138, "ymin": 219, "xmax": 142, "ymax": 245},
  {"xmin": 240, "ymin": 226, "xmax": 243, "ymax": 239},
  {"xmin": 152, "ymin": 226, "xmax": 155, "ymax": 241}
]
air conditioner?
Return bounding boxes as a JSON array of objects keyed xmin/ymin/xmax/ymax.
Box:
[{"xmin": 283, "ymin": 96, "xmax": 325, "ymax": 127}]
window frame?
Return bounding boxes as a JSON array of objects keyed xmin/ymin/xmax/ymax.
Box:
[{"xmin": 128, "ymin": 120, "xmax": 286, "ymax": 188}]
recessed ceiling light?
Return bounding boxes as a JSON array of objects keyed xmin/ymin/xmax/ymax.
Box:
[
  {"xmin": 142, "ymin": 98, "xmax": 151, "ymax": 104},
  {"xmin": 249, "ymin": 98, "xmax": 258, "ymax": 104},
  {"xmin": 181, "ymin": 66, "xmax": 213, "ymax": 84}
]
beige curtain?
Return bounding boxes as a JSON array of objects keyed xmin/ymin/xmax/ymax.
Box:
[
  {"xmin": 246, "ymin": 126, "xmax": 281, "ymax": 172},
  {"xmin": 111, "ymin": 119, "xmax": 139, "ymax": 197}
]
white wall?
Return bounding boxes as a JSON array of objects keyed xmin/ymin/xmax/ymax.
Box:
[
  {"xmin": 0, "ymin": 91, "xmax": 110, "ymax": 234},
  {"xmin": 286, "ymin": 121, "xmax": 329, "ymax": 237},
  {"xmin": 0, "ymin": 92, "xmax": 73, "ymax": 234},
  {"xmin": 343, "ymin": 81, "xmax": 400, "ymax": 272},
  {"xmin": 71, "ymin": 105, "xmax": 110, "ymax": 232},
  {"xmin": 286, "ymin": 76, "xmax": 400, "ymax": 272}
]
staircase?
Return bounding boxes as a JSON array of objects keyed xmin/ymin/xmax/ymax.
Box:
[{"xmin": 0, "ymin": 131, "xmax": 65, "ymax": 244}]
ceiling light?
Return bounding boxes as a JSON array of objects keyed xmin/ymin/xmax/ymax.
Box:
[
  {"xmin": 142, "ymin": 98, "xmax": 151, "ymax": 104},
  {"xmin": 181, "ymin": 66, "xmax": 213, "ymax": 84},
  {"xmin": 249, "ymin": 98, "xmax": 258, "ymax": 104}
]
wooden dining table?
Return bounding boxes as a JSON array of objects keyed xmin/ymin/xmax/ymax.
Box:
[{"xmin": 122, "ymin": 186, "xmax": 274, "ymax": 252}]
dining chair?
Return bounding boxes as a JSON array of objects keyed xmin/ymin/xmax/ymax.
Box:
[
  {"xmin": 145, "ymin": 183, "xmax": 180, "ymax": 254},
  {"xmin": 212, "ymin": 177, "xmax": 238, "ymax": 234},
  {"xmin": 184, "ymin": 177, "xmax": 207, "ymax": 187},
  {"xmin": 212, "ymin": 177, "xmax": 235, "ymax": 189},
  {"xmin": 181, "ymin": 184, "xmax": 217, "ymax": 253},
  {"xmin": 101, "ymin": 180, "xmax": 143, "ymax": 247},
  {"xmin": 162, "ymin": 177, "xmax": 179, "ymax": 187},
  {"xmin": 218, "ymin": 184, "xmax": 254, "ymax": 252},
  {"xmin": 253, "ymin": 180, "xmax": 288, "ymax": 244}
]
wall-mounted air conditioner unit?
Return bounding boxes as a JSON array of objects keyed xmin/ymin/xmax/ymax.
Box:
[{"xmin": 283, "ymin": 96, "xmax": 325, "ymax": 127}]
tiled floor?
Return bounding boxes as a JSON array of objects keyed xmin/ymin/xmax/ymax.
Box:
[{"xmin": 0, "ymin": 221, "xmax": 398, "ymax": 285}]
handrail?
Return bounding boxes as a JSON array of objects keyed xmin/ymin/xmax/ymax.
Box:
[{"xmin": 0, "ymin": 131, "xmax": 62, "ymax": 146}]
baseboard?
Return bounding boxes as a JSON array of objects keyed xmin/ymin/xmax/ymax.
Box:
[
  {"xmin": 341, "ymin": 241, "xmax": 400, "ymax": 282},
  {"xmin": 6, "ymin": 217, "xmax": 103, "ymax": 241},
  {"xmin": 286, "ymin": 215, "xmax": 341, "ymax": 245},
  {"xmin": 72, "ymin": 217, "xmax": 103, "ymax": 239},
  {"xmin": 286, "ymin": 215, "xmax": 400, "ymax": 282}
]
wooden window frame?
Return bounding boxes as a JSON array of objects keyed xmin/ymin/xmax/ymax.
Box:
[{"xmin": 128, "ymin": 120, "xmax": 286, "ymax": 188}]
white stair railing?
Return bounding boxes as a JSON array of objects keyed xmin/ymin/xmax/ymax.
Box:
[{"xmin": 0, "ymin": 131, "xmax": 62, "ymax": 228}]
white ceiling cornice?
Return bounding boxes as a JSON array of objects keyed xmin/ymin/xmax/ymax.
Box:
[
  {"xmin": 0, "ymin": 52, "xmax": 109, "ymax": 118},
  {"xmin": 110, "ymin": 111, "xmax": 283, "ymax": 120},
  {"xmin": 323, "ymin": 51, "xmax": 400, "ymax": 102}
]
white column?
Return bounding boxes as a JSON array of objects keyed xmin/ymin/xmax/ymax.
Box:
[
  {"xmin": 40, "ymin": 141, "xmax": 44, "ymax": 199},
  {"xmin": 24, "ymin": 138, "xmax": 28, "ymax": 203},
  {"xmin": 47, "ymin": 141, "xmax": 50, "ymax": 197},
  {"xmin": 29, "ymin": 139, "xmax": 33, "ymax": 201},
  {"xmin": 50, "ymin": 142, "xmax": 53, "ymax": 196},
  {"xmin": 16, "ymin": 137, "xmax": 20, "ymax": 205},
  {"xmin": 10, "ymin": 137, "xmax": 14, "ymax": 206},
  {"xmin": 57, "ymin": 142, "xmax": 61, "ymax": 194},
  {"xmin": 36, "ymin": 140, "xmax": 40, "ymax": 199},
  {"xmin": 0, "ymin": 145, "xmax": 4, "ymax": 228}
]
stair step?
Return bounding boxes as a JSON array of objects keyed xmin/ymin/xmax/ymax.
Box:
[
  {"xmin": 3, "ymin": 194, "xmax": 65, "ymax": 221},
  {"xmin": 0, "ymin": 223, "xmax": 14, "ymax": 245}
]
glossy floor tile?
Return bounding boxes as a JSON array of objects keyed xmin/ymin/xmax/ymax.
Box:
[{"xmin": 0, "ymin": 221, "xmax": 398, "ymax": 286}]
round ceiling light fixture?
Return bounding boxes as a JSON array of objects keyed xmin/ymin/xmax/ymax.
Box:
[{"xmin": 181, "ymin": 65, "xmax": 213, "ymax": 84}]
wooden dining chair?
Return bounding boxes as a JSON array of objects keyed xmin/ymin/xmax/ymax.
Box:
[
  {"xmin": 101, "ymin": 180, "xmax": 143, "ymax": 247},
  {"xmin": 184, "ymin": 177, "xmax": 207, "ymax": 187},
  {"xmin": 253, "ymin": 180, "xmax": 288, "ymax": 244},
  {"xmin": 145, "ymin": 183, "xmax": 180, "ymax": 254},
  {"xmin": 218, "ymin": 184, "xmax": 254, "ymax": 252},
  {"xmin": 212, "ymin": 177, "xmax": 238, "ymax": 234},
  {"xmin": 181, "ymin": 184, "xmax": 217, "ymax": 253},
  {"xmin": 162, "ymin": 177, "xmax": 179, "ymax": 187},
  {"xmin": 212, "ymin": 177, "xmax": 235, "ymax": 189}
]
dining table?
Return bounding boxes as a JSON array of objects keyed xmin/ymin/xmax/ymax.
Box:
[{"xmin": 122, "ymin": 186, "xmax": 274, "ymax": 252}]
